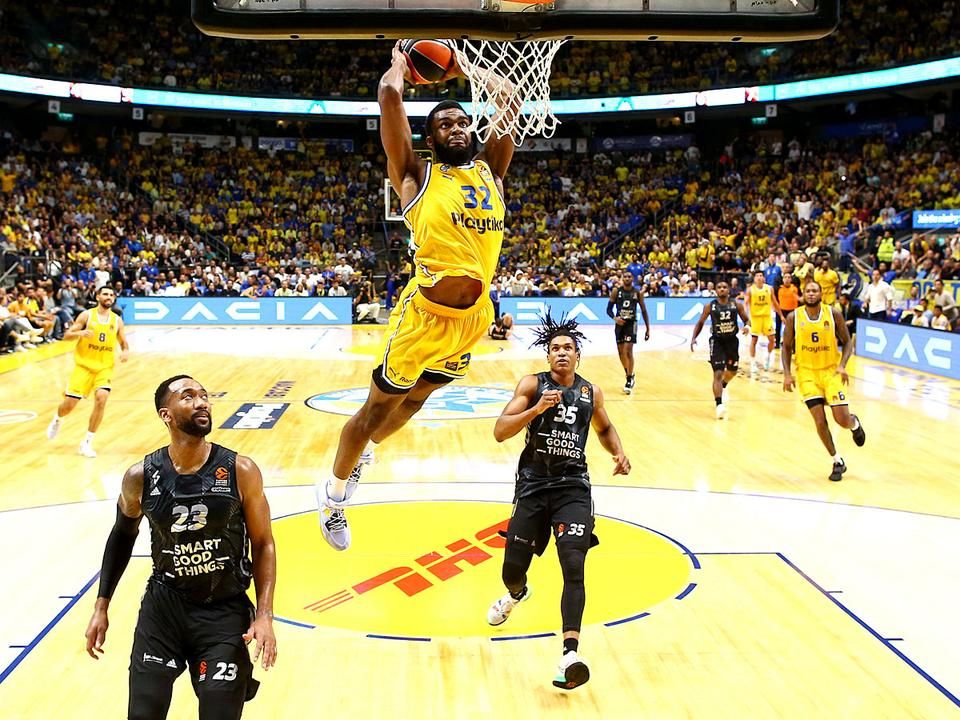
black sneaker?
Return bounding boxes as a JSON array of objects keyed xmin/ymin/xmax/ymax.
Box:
[
  {"xmin": 829, "ymin": 460, "xmax": 847, "ymax": 482},
  {"xmin": 851, "ymin": 416, "xmax": 866, "ymax": 447}
]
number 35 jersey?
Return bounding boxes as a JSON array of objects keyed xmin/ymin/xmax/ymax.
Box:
[
  {"xmin": 141, "ymin": 444, "xmax": 253, "ymax": 604},
  {"xmin": 402, "ymin": 159, "xmax": 505, "ymax": 296},
  {"xmin": 515, "ymin": 372, "xmax": 595, "ymax": 499}
]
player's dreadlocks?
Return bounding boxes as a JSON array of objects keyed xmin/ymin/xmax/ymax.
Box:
[{"xmin": 530, "ymin": 312, "xmax": 587, "ymax": 353}]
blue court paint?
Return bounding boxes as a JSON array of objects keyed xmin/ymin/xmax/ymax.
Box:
[
  {"xmin": 366, "ymin": 634, "xmax": 431, "ymax": 642},
  {"xmin": 675, "ymin": 582, "xmax": 697, "ymax": 600},
  {"xmin": 490, "ymin": 632, "xmax": 556, "ymax": 642},
  {"xmin": 0, "ymin": 571, "xmax": 100, "ymax": 685},
  {"xmin": 777, "ymin": 553, "xmax": 960, "ymax": 710},
  {"xmin": 274, "ymin": 616, "xmax": 315, "ymax": 630},
  {"xmin": 604, "ymin": 612, "xmax": 651, "ymax": 628}
]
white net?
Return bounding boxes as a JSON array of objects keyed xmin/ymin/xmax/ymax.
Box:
[{"xmin": 453, "ymin": 39, "xmax": 567, "ymax": 147}]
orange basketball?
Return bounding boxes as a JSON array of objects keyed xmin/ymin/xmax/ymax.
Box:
[{"xmin": 402, "ymin": 39, "xmax": 456, "ymax": 85}]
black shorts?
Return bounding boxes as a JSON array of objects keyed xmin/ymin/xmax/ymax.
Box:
[
  {"xmin": 129, "ymin": 580, "xmax": 258, "ymax": 718},
  {"xmin": 506, "ymin": 485, "xmax": 596, "ymax": 557},
  {"xmin": 709, "ymin": 334, "xmax": 740, "ymax": 372},
  {"xmin": 615, "ymin": 322, "xmax": 637, "ymax": 345}
]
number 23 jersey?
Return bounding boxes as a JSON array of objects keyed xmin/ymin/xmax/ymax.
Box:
[
  {"xmin": 141, "ymin": 444, "xmax": 253, "ymax": 604},
  {"xmin": 516, "ymin": 372, "xmax": 595, "ymax": 498}
]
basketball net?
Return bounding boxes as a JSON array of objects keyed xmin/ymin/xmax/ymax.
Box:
[{"xmin": 453, "ymin": 39, "xmax": 566, "ymax": 147}]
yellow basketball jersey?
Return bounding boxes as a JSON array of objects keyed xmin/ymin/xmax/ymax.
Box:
[
  {"xmin": 794, "ymin": 304, "xmax": 840, "ymax": 371},
  {"xmin": 403, "ymin": 160, "xmax": 505, "ymax": 294},
  {"xmin": 74, "ymin": 309, "xmax": 119, "ymax": 370},
  {"xmin": 749, "ymin": 284, "xmax": 772, "ymax": 316}
]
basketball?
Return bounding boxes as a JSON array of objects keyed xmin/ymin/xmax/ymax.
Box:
[{"xmin": 402, "ymin": 39, "xmax": 456, "ymax": 84}]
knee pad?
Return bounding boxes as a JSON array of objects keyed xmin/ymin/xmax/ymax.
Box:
[{"xmin": 557, "ymin": 544, "xmax": 586, "ymax": 587}]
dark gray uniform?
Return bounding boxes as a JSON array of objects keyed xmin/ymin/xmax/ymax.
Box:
[
  {"xmin": 129, "ymin": 444, "xmax": 258, "ymax": 720},
  {"xmin": 708, "ymin": 300, "xmax": 741, "ymax": 372}
]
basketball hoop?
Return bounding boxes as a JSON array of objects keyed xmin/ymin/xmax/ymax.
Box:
[{"xmin": 453, "ymin": 39, "xmax": 567, "ymax": 147}]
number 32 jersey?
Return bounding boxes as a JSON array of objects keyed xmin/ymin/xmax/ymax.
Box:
[
  {"xmin": 516, "ymin": 372, "xmax": 595, "ymax": 499},
  {"xmin": 141, "ymin": 444, "xmax": 253, "ymax": 604}
]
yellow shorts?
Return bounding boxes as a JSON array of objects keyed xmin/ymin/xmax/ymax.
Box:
[
  {"xmin": 797, "ymin": 367, "xmax": 847, "ymax": 406},
  {"xmin": 66, "ymin": 364, "xmax": 113, "ymax": 399},
  {"xmin": 751, "ymin": 315, "xmax": 774, "ymax": 337},
  {"xmin": 374, "ymin": 282, "xmax": 494, "ymax": 394}
]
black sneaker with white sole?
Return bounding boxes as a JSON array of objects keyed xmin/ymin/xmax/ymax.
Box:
[
  {"xmin": 829, "ymin": 459, "xmax": 847, "ymax": 482},
  {"xmin": 851, "ymin": 416, "xmax": 866, "ymax": 447}
]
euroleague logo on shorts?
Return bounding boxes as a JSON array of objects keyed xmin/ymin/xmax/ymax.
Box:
[{"xmin": 305, "ymin": 386, "xmax": 514, "ymax": 420}]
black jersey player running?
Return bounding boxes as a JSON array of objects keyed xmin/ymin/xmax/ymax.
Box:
[
  {"xmin": 607, "ymin": 271, "xmax": 650, "ymax": 394},
  {"xmin": 84, "ymin": 375, "xmax": 277, "ymax": 720},
  {"xmin": 690, "ymin": 280, "xmax": 750, "ymax": 419},
  {"xmin": 488, "ymin": 315, "xmax": 630, "ymax": 690}
]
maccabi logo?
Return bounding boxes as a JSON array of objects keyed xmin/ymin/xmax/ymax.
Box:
[{"xmin": 304, "ymin": 519, "xmax": 508, "ymax": 614}]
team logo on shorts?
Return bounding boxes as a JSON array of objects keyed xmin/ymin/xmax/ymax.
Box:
[{"xmin": 305, "ymin": 386, "xmax": 514, "ymax": 420}]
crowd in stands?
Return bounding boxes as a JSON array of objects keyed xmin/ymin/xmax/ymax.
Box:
[
  {"xmin": 4, "ymin": 123, "xmax": 960, "ymax": 353},
  {"xmin": 0, "ymin": 0, "xmax": 958, "ymax": 100}
]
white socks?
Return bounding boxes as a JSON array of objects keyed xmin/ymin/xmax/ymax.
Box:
[
  {"xmin": 329, "ymin": 474, "xmax": 348, "ymax": 502},
  {"xmin": 364, "ymin": 439, "xmax": 378, "ymax": 455},
  {"xmin": 851, "ymin": 416, "xmax": 861, "ymax": 431},
  {"xmin": 833, "ymin": 453, "xmax": 843, "ymax": 464},
  {"xmin": 84, "ymin": 431, "xmax": 95, "ymax": 446}
]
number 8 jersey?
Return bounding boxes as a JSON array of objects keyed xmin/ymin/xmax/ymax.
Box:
[
  {"xmin": 402, "ymin": 159, "xmax": 505, "ymax": 297},
  {"xmin": 141, "ymin": 444, "xmax": 253, "ymax": 604},
  {"xmin": 516, "ymin": 373, "xmax": 595, "ymax": 499}
]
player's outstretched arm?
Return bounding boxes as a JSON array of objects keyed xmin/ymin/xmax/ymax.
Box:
[
  {"xmin": 379, "ymin": 41, "xmax": 423, "ymax": 205},
  {"xmin": 493, "ymin": 374, "xmax": 558, "ymax": 442},
  {"xmin": 590, "ymin": 385, "xmax": 630, "ymax": 475},
  {"xmin": 238, "ymin": 455, "xmax": 278, "ymax": 671},
  {"xmin": 781, "ymin": 311, "xmax": 796, "ymax": 391},
  {"xmin": 85, "ymin": 462, "xmax": 144, "ymax": 659},
  {"xmin": 690, "ymin": 302, "xmax": 712, "ymax": 351},
  {"xmin": 471, "ymin": 64, "xmax": 518, "ymax": 185},
  {"xmin": 638, "ymin": 291, "xmax": 651, "ymax": 341}
]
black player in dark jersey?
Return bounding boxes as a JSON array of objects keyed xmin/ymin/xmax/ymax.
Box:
[
  {"xmin": 607, "ymin": 271, "xmax": 650, "ymax": 395},
  {"xmin": 690, "ymin": 280, "xmax": 750, "ymax": 419},
  {"xmin": 84, "ymin": 375, "xmax": 277, "ymax": 720},
  {"xmin": 488, "ymin": 314, "xmax": 630, "ymax": 691}
]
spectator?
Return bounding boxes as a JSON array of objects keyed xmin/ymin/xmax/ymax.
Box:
[
  {"xmin": 931, "ymin": 305, "xmax": 952, "ymax": 331},
  {"xmin": 488, "ymin": 313, "xmax": 514, "ymax": 340},
  {"xmin": 838, "ymin": 292, "xmax": 862, "ymax": 343},
  {"xmin": 862, "ymin": 269, "xmax": 894, "ymax": 322}
]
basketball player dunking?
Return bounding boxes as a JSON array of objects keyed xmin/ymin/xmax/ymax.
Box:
[
  {"xmin": 690, "ymin": 280, "xmax": 750, "ymax": 418},
  {"xmin": 84, "ymin": 376, "xmax": 277, "ymax": 719},
  {"xmin": 487, "ymin": 315, "xmax": 630, "ymax": 690},
  {"xmin": 782, "ymin": 280, "xmax": 867, "ymax": 481},
  {"xmin": 317, "ymin": 42, "xmax": 518, "ymax": 550},
  {"xmin": 47, "ymin": 285, "xmax": 129, "ymax": 457},
  {"xmin": 607, "ymin": 271, "xmax": 650, "ymax": 394}
]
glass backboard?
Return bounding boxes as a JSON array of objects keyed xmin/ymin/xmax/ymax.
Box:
[{"xmin": 193, "ymin": 0, "xmax": 839, "ymax": 42}]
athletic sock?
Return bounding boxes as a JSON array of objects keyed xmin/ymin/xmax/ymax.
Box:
[
  {"xmin": 329, "ymin": 473, "xmax": 348, "ymax": 501},
  {"xmin": 510, "ymin": 586, "xmax": 526, "ymax": 601},
  {"xmin": 563, "ymin": 637, "xmax": 579, "ymax": 655},
  {"xmin": 85, "ymin": 431, "xmax": 95, "ymax": 445},
  {"xmin": 833, "ymin": 453, "xmax": 843, "ymax": 464},
  {"xmin": 851, "ymin": 416, "xmax": 861, "ymax": 431},
  {"xmin": 715, "ymin": 397, "xmax": 722, "ymax": 406},
  {"xmin": 52, "ymin": 413, "xmax": 61, "ymax": 423},
  {"xmin": 364, "ymin": 439, "xmax": 378, "ymax": 454}
]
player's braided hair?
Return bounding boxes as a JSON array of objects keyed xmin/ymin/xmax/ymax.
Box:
[{"xmin": 530, "ymin": 312, "xmax": 587, "ymax": 353}]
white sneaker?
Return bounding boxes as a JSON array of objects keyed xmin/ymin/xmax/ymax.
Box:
[
  {"xmin": 552, "ymin": 651, "xmax": 590, "ymax": 690},
  {"xmin": 487, "ymin": 585, "xmax": 531, "ymax": 626},
  {"xmin": 78, "ymin": 441, "xmax": 97, "ymax": 458},
  {"xmin": 715, "ymin": 403, "xmax": 727, "ymax": 420},
  {"xmin": 23, "ymin": 342, "xmax": 37, "ymax": 350},
  {"xmin": 46, "ymin": 418, "xmax": 60, "ymax": 440},
  {"xmin": 359, "ymin": 447, "xmax": 376, "ymax": 465},
  {"xmin": 765, "ymin": 353, "xmax": 773, "ymax": 371},
  {"xmin": 14, "ymin": 345, "xmax": 27, "ymax": 353},
  {"xmin": 622, "ymin": 382, "xmax": 632, "ymax": 395},
  {"xmin": 750, "ymin": 361, "xmax": 759, "ymax": 375},
  {"xmin": 315, "ymin": 467, "xmax": 361, "ymax": 551},
  {"xmin": 721, "ymin": 387, "xmax": 729, "ymax": 405}
]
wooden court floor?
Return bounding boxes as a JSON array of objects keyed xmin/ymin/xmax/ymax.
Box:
[{"xmin": 0, "ymin": 324, "xmax": 958, "ymax": 719}]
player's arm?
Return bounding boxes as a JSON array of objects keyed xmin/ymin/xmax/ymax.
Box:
[
  {"xmin": 85, "ymin": 462, "xmax": 144, "ymax": 659},
  {"xmin": 379, "ymin": 42, "xmax": 425, "ymax": 205},
  {"xmin": 781, "ymin": 311, "xmax": 796, "ymax": 392},
  {"xmin": 742, "ymin": 287, "xmax": 752, "ymax": 322},
  {"xmin": 690, "ymin": 302, "xmax": 712, "ymax": 351},
  {"xmin": 493, "ymin": 374, "xmax": 560, "ymax": 442},
  {"xmin": 607, "ymin": 286, "xmax": 621, "ymax": 322},
  {"xmin": 62, "ymin": 310, "xmax": 91, "ymax": 341},
  {"xmin": 589, "ymin": 385, "xmax": 630, "ymax": 475},
  {"xmin": 833, "ymin": 306, "xmax": 854, "ymax": 385},
  {"xmin": 472, "ymin": 69, "xmax": 518, "ymax": 185},
  {"xmin": 637, "ymin": 291, "xmax": 651, "ymax": 340},
  {"xmin": 116, "ymin": 316, "xmax": 130, "ymax": 363},
  {"xmin": 771, "ymin": 291, "xmax": 785, "ymax": 322},
  {"xmin": 238, "ymin": 455, "xmax": 278, "ymax": 670}
]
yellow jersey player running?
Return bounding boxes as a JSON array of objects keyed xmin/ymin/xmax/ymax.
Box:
[
  {"xmin": 782, "ymin": 279, "xmax": 866, "ymax": 482},
  {"xmin": 744, "ymin": 271, "xmax": 785, "ymax": 374},
  {"xmin": 47, "ymin": 285, "xmax": 129, "ymax": 458},
  {"xmin": 316, "ymin": 42, "xmax": 518, "ymax": 550}
]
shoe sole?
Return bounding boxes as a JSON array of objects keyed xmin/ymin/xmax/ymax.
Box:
[
  {"xmin": 553, "ymin": 661, "xmax": 590, "ymax": 690},
  {"xmin": 829, "ymin": 465, "xmax": 847, "ymax": 482}
]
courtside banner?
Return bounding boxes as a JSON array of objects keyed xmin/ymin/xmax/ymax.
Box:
[
  {"xmin": 499, "ymin": 297, "xmax": 716, "ymax": 325},
  {"xmin": 116, "ymin": 297, "xmax": 353, "ymax": 325},
  {"xmin": 856, "ymin": 320, "xmax": 960, "ymax": 380}
]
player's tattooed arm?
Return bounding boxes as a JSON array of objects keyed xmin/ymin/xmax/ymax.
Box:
[
  {"xmin": 590, "ymin": 385, "xmax": 630, "ymax": 475},
  {"xmin": 494, "ymin": 374, "xmax": 558, "ymax": 442}
]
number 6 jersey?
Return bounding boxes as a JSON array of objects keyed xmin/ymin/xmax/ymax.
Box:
[
  {"xmin": 515, "ymin": 372, "xmax": 595, "ymax": 499},
  {"xmin": 141, "ymin": 444, "xmax": 253, "ymax": 604}
]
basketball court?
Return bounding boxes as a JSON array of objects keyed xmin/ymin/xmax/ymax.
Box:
[{"xmin": 0, "ymin": 324, "xmax": 958, "ymax": 718}]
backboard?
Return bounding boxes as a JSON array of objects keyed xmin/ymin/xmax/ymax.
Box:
[{"xmin": 193, "ymin": 0, "xmax": 839, "ymax": 42}]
